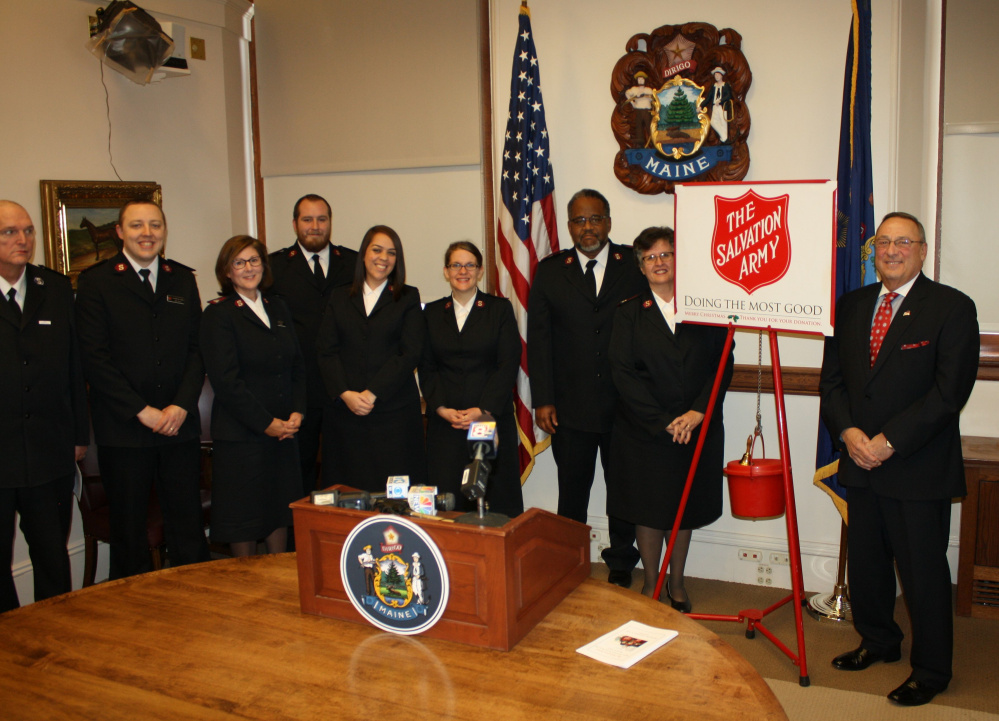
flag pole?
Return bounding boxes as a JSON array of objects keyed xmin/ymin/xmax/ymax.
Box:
[{"xmin": 807, "ymin": 521, "xmax": 852, "ymax": 622}]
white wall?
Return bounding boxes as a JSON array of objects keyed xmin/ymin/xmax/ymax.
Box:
[
  {"xmin": 1, "ymin": 0, "xmax": 252, "ymax": 601},
  {"xmin": 262, "ymin": 167, "xmax": 485, "ymax": 299}
]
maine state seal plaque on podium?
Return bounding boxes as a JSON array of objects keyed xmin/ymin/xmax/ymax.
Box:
[{"xmin": 341, "ymin": 515, "xmax": 450, "ymax": 635}]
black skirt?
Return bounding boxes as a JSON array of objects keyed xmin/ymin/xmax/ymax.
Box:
[
  {"xmin": 322, "ymin": 401, "xmax": 428, "ymax": 493},
  {"xmin": 425, "ymin": 409, "xmax": 523, "ymax": 517},
  {"xmin": 210, "ymin": 437, "xmax": 302, "ymax": 543}
]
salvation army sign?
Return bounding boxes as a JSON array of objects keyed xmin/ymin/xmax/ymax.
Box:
[
  {"xmin": 675, "ymin": 181, "xmax": 835, "ymax": 336},
  {"xmin": 712, "ymin": 190, "xmax": 790, "ymax": 294}
]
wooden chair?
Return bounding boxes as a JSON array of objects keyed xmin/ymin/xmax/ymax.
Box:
[{"xmin": 76, "ymin": 471, "xmax": 166, "ymax": 587}]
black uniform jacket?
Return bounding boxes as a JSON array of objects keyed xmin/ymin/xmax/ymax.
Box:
[
  {"xmin": 0, "ymin": 265, "xmax": 89, "ymax": 488},
  {"xmin": 419, "ymin": 292, "xmax": 520, "ymax": 417},
  {"xmin": 316, "ymin": 284, "xmax": 424, "ymax": 414},
  {"xmin": 200, "ymin": 293, "xmax": 307, "ymax": 441},
  {"xmin": 75, "ymin": 253, "xmax": 205, "ymax": 447},
  {"xmin": 820, "ymin": 273, "xmax": 979, "ymax": 500},
  {"xmin": 527, "ymin": 242, "xmax": 645, "ymax": 432},
  {"xmin": 268, "ymin": 243, "xmax": 357, "ymax": 408},
  {"xmin": 610, "ymin": 291, "xmax": 734, "ymax": 440}
]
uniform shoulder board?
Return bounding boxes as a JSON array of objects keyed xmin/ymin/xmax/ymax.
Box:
[
  {"xmin": 162, "ymin": 258, "xmax": 194, "ymax": 272},
  {"xmin": 539, "ymin": 248, "xmax": 570, "ymax": 266},
  {"xmin": 208, "ymin": 294, "xmax": 231, "ymax": 305},
  {"xmin": 618, "ymin": 293, "xmax": 642, "ymax": 307},
  {"xmin": 271, "ymin": 245, "xmax": 292, "ymax": 258}
]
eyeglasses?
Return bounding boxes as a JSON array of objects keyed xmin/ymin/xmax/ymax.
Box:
[
  {"xmin": 568, "ymin": 215, "xmax": 610, "ymax": 227},
  {"xmin": 874, "ymin": 238, "xmax": 923, "ymax": 250},
  {"xmin": 231, "ymin": 256, "xmax": 262, "ymax": 270},
  {"xmin": 642, "ymin": 251, "xmax": 674, "ymax": 263},
  {"xmin": 447, "ymin": 262, "xmax": 480, "ymax": 271}
]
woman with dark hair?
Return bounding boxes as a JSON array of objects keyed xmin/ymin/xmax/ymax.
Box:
[
  {"xmin": 200, "ymin": 235, "xmax": 306, "ymax": 557},
  {"xmin": 608, "ymin": 226, "xmax": 733, "ymax": 611},
  {"xmin": 419, "ymin": 242, "xmax": 522, "ymax": 517},
  {"xmin": 316, "ymin": 225, "xmax": 427, "ymax": 491}
]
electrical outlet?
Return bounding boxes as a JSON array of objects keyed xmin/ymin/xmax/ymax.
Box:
[
  {"xmin": 769, "ymin": 552, "xmax": 789, "ymax": 566},
  {"xmin": 190, "ymin": 37, "xmax": 206, "ymax": 60},
  {"xmin": 755, "ymin": 564, "xmax": 773, "ymax": 585},
  {"xmin": 739, "ymin": 548, "xmax": 763, "ymax": 562}
]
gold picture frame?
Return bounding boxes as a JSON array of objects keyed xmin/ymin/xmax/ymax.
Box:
[{"xmin": 40, "ymin": 179, "xmax": 162, "ymax": 287}]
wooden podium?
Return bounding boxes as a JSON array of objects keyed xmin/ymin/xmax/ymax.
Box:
[{"xmin": 291, "ymin": 499, "xmax": 590, "ymax": 651}]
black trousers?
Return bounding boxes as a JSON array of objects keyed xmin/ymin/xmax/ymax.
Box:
[
  {"xmin": 550, "ymin": 426, "xmax": 639, "ymax": 572},
  {"xmin": 847, "ymin": 485, "xmax": 953, "ymax": 689},
  {"xmin": 297, "ymin": 406, "xmax": 328, "ymax": 499},
  {"xmin": 0, "ymin": 473, "xmax": 75, "ymax": 613},
  {"xmin": 98, "ymin": 440, "xmax": 209, "ymax": 580}
]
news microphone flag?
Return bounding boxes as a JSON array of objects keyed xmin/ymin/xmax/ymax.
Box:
[
  {"xmin": 495, "ymin": 2, "xmax": 560, "ymax": 483},
  {"xmin": 813, "ymin": 0, "xmax": 877, "ymax": 523}
]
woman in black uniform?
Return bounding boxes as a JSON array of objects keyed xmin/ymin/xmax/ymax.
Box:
[
  {"xmin": 608, "ymin": 227, "xmax": 733, "ymax": 611},
  {"xmin": 420, "ymin": 242, "xmax": 522, "ymax": 517},
  {"xmin": 201, "ymin": 235, "xmax": 306, "ymax": 557},
  {"xmin": 316, "ymin": 225, "xmax": 426, "ymax": 492}
]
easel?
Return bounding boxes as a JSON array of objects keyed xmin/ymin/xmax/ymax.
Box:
[{"xmin": 653, "ymin": 324, "xmax": 810, "ymax": 687}]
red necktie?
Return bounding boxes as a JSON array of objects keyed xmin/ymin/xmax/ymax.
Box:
[{"xmin": 869, "ymin": 291, "xmax": 898, "ymax": 367}]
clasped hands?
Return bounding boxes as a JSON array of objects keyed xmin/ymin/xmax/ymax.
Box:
[
  {"xmin": 266, "ymin": 412, "xmax": 303, "ymax": 441},
  {"xmin": 138, "ymin": 404, "xmax": 189, "ymax": 437},
  {"xmin": 341, "ymin": 389, "xmax": 377, "ymax": 416},
  {"xmin": 842, "ymin": 427, "xmax": 894, "ymax": 470},
  {"xmin": 666, "ymin": 410, "xmax": 705, "ymax": 444},
  {"xmin": 437, "ymin": 406, "xmax": 483, "ymax": 430}
]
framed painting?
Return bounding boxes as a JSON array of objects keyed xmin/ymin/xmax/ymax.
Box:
[{"xmin": 39, "ymin": 180, "xmax": 162, "ymax": 287}]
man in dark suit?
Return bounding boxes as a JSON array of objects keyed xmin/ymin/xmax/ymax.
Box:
[
  {"xmin": 528, "ymin": 189, "xmax": 644, "ymax": 587},
  {"xmin": 0, "ymin": 201, "xmax": 89, "ymax": 612},
  {"xmin": 820, "ymin": 212, "xmax": 979, "ymax": 707},
  {"xmin": 269, "ymin": 195, "xmax": 357, "ymax": 496},
  {"xmin": 76, "ymin": 199, "xmax": 210, "ymax": 580}
]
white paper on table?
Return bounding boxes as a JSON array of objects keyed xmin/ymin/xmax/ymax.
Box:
[{"xmin": 576, "ymin": 620, "xmax": 679, "ymax": 669}]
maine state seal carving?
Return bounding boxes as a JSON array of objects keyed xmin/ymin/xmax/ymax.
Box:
[{"xmin": 341, "ymin": 515, "xmax": 450, "ymax": 635}]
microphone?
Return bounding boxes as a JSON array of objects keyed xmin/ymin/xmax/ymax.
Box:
[
  {"xmin": 466, "ymin": 413, "xmax": 498, "ymax": 461},
  {"xmin": 373, "ymin": 493, "xmax": 456, "ymax": 516},
  {"xmin": 462, "ymin": 412, "xmax": 497, "ymax": 501}
]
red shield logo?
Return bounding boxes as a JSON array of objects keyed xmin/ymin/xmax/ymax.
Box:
[{"xmin": 711, "ymin": 190, "xmax": 791, "ymax": 294}]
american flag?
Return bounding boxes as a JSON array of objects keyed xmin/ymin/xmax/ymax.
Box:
[{"xmin": 495, "ymin": 2, "xmax": 560, "ymax": 481}]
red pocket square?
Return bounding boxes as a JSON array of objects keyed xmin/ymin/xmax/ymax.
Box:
[{"xmin": 900, "ymin": 340, "xmax": 930, "ymax": 350}]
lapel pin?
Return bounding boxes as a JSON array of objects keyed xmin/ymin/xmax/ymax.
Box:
[
  {"xmin": 902, "ymin": 310, "xmax": 911, "ymax": 317},
  {"xmin": 643, "ymin": 299, "xmax": 652, "ymax": 308},
  {"xmin": 564, "ymin": 255, "xmax": 574, "ymax": 265},
  {"xmin": 476, "ymin": 299, "xmax": 484, "ymax": 308},
  {"xmin": 235, "ymin": 299, "xmax": 244, "ymax": 307},
  {"xmin": 115, "ymin": 263, "xmax": 127, "ymax": 272},
  {"xmin": 33, "ymin": 276, "xmax": 44, "ymax": 285},
  {"xmin": 613, "ymin": 252, "xmax": 622, "ymax": 261},
  {"xmin": 162, "ymin": 263, "xmax": 172, "ymax": 273},
  {"xmin": 445, "ymin": 301, "xmax": 452, "ymax": 310}
]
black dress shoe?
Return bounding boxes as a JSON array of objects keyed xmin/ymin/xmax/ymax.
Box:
[
  {"xmin": 607, "ymin": 570, "xmax": 633, "ymax": 588},
  {"xmin": 666, "ymin": 581, "xmax": 692, "ymax": 613},
  {"xmin": 888, "ymin": 678, "xmax": 944, "ymax": 707},
  {"xmin": 831, "ymin": 646, "xmax": 902, "ymax": 671}
]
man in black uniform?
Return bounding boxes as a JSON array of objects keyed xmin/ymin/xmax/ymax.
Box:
[
  {"xmin": 269, "ymin": 194, "xmax": 357, "ymax": 494},
  {"xmin": 0, "ymin": 201, "xmax": 89, "ymax": 612},
  {"xmin": 76, "ymin": 199, "xmax": 209, "ymax": 580},
  {"xmin": 527, "ymin": 189, "xmax": 644, "ymax": 587}
]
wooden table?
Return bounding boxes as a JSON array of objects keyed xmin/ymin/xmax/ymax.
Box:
[{"xmin": 0, "ymin": 555, "xmax": 787, "ymax": 721}]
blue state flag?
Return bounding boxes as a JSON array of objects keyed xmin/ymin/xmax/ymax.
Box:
[{"xmin": 814, "ymin": 0, "xmax": 877, "ymax": 523}]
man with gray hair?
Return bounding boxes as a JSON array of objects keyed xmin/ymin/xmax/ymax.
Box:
[{"xmin": 0, "ymin": 200, "xmax": 88, "ymax": 611}]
